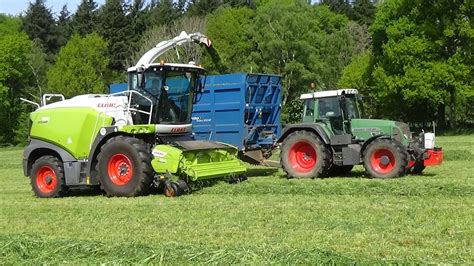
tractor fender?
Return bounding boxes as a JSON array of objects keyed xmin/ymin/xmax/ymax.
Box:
[
  {"xmin": 277, "ymin": 123, "xmax": 330, "ymax": 145},
  {"xmin": 23, "ymin": 139, "xmax": 77, "ymax": 176},
  {"xmin": 360, "ymin": 135, "xmax": 392, "ymax": 155}
]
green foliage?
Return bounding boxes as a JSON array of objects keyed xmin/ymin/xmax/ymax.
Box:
[
  {"xmin": 0, "ymin": 32, "xmax": 33, "ymax": 144},
  {"xmin": 1, "ymin": 135, "xmax": 473, "ymax": 263},
  {"xmin": 368, "ymin": 0, "xmax": 473, "ymax": 126},
  {"xmin": 205, "ymin": 6, "xmax": 254, "ymax": 72},
  {"xmin": 47, "ymin": 33, "xmax": 109, "ymax": 98},
  {"xmin": 71, "ymin": 0, "xmax": 98, "ymax": 36},
  {"xmin": 57, "ymin": 5, "xmax": 73, "ymax": 48},
  {"xmin": 0, "ymin": 14, "xmax": 21, "ymax": 36},
  {"xmin": 187, "ymin": 0, "xmax": 223, "ymax": 16},
  {"xmin": 21, "ymin": 0, "xmax": 58, "ymax": 56},
  {"xmin": 97, "ymin": 0, "xmax": 130, "ymax": 71}
]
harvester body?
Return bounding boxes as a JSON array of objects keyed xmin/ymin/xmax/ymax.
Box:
[{"xmin": 23, "ymin": 32, "xmax": 246, "ymax": 198}]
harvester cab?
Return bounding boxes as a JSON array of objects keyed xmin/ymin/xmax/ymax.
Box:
[
  {"xmin": 22, "ymin": 32, "xmax": 246, "ymax": 198},
  {"xmin": 277, "ymin": 89, "xmax": 443, "ymax": 179}
]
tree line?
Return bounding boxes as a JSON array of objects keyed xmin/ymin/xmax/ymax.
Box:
[{"xmin": 0, "ymin": 0, "xmax": 472, "ymax": 146}]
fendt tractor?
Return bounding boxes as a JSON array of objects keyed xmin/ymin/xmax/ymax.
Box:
[
  {"xmin": 277, "ymin": 89, "xmax": 443, "ymax": 178},
  {"xmin": 22, "ymin": 32, "xmax": 246, "ymax": 198}
]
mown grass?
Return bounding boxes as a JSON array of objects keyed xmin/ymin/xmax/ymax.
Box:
[{"xmin": 0, "ymin": 135, "xmax": 473, "ymax": 264}]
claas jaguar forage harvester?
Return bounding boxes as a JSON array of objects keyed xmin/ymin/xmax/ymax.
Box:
[{"xmin": 22, "ymin": 32, "xmax": 246, "ymax": 198}]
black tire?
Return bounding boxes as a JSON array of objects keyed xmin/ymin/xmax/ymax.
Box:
[
  {"xmin": 96, "ymin": 136, "xmax": 153, "ymax": 197},
  {"xmin": 30, "ymin": 155, "xmax": 68, "ymax": 198},
  {"xmin": 163, "ymin": 181, "xmax": 179, "ymax": 197},
  {"xmin": 363, "ymin": 139, "xmax": 408, "ymax": 178},
  {"xmin": 328, "ymin": 165, "xmax": 354, "ymax": 176},
  {"xmin": 410, "ymin": 160, "xmax": 426, "ymax": 174},
  {"xmin": 280, "ymin": 130, "xmax": 331, "ymax": 178}
]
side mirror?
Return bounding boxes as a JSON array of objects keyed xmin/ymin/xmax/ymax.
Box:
[{"xmin": 136, "ymin": 66, "xmax": 145, "ymax": 89}]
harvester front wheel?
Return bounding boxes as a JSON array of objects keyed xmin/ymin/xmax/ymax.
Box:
[
  {"xmin": 363, "ymin": 139, "xmax": 408, "ymax": 178},
  {"xmin": 280, "ymin": 130, "xmax": 331, "ymax": 178},
  {"xmin": 30, "ymin": 155, "xmax": 68, "ymax": 198},
  {"xmin": 97, "ymin": 136, "xmax": 153, "ymax": 197}
]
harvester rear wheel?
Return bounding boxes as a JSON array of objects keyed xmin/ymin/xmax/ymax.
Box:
[
  {"xmin": 97, "ymin": 136, "xmax": 153, "ymax": 197},
  {"xmin": 280, "ymin": 130, "xmax": 331, "ymax": 178},
  {"xmin": 30, "ymin": 155, "xmax": 68, "ymax": 198},
  {"xmin": 363, "ymin": 139, "xmax": 408, "ymax": 178}
]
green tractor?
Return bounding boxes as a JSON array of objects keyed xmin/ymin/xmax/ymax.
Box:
[
  {"xmin": 22, "ymin": 32, "xmax": 246, "ymax": 198},
  {"xmin": 278, "ymin": 89, "xmax": 443, "ymax": 178}
]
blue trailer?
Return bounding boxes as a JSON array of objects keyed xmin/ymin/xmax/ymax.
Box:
[
  {"xmin": 192, "ymin": 73, "xmax": 282, "ymax": 164},
  {"xmin": 108, "ymin": 72, "xmax": 282, "ymax": 164}
]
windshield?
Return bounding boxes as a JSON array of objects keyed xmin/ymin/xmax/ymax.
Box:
[
  {"xmin": 345, "ymin": 95, "xmax": 360, "ymax": 119},
  {"xmin": 129, "ymin": 68, "xmax": 199, "ymax": 124}
]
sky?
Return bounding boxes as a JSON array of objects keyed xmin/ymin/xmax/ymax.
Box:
[{"xmin": 0, "ymin": 0, "xmax": 106, "ymax": 16}]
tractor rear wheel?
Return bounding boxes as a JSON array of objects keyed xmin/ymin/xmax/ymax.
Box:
[
  {"xmin": 280, "ymin": 130, "xmax": 331, "ymax": 178},
  {"xmin": 30, "ymin": 155, "xmax": 68, "ymax": 198},
  {"xmin": 363, "ymin": 139, "xmax": 408, "ymax": 178},
  {"xmin": 97, "ymin": 136, "xmax": 153, "ymax": 197}
]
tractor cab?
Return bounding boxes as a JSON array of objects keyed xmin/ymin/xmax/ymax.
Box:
[
  {"xmin": 127, "ymin": 63, "xmax": 205, "ymax": 127},
  {"xmin": 300, "ymin": 89, "xmax": 361, "ymax": 134}
]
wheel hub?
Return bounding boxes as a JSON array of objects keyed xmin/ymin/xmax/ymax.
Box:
[
  {"xmin": 44, "ymin": 175, "xmax": 53, "ymax": 185},
  {"xmin": 108, "ymin": 153, "xmax": 133, "ymax": 186},
  {"xmin": 288, "ymin": 141, "xmax": 317, "ymax": 173},
  {"xmin": 379, "ymin": 155, "xmax": 390, "ymax": 166}
]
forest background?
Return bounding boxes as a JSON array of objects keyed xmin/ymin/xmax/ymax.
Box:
[{"xmin": 0, "ymin": 0, "xmax": 472, "ymax": 145}]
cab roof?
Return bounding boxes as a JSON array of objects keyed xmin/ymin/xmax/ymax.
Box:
[{"xmin": 300, "ymin": 89, "xmax": 358, "ymax": 100}]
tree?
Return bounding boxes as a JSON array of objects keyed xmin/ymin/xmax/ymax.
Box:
[
  {"xmin": 97, "ymin": 0, "xmax": 130, "ymax": 71},
  {"xmin": 0, "ymin": 14, "xmax": 22, "ymax": 36},
  {"xmin": 148, "ymin": 0, "xmax": 182, "ymax": 26},
  {"xmin": 57, "ymin": 5, "xmax": 73, "ymax": 48},
  {"xmin": 47, "ymin": 33, "xmax": 110, "ymax": 98},
  {"xmin": 21, "ymin": 0, "xmax": 58, "ymax": 56},
  {"xmin": 71, "ymin": 0, "xmax": 98, "ymax": 36},
  {"xmin": 127, "ymin": 0, "xmax": 148, "ymax": 53},
  {"xmin": 205, "ymin": 6, "xmax": 254, "ymax": 73},
  {"xmin": 352, "ymin": 0, "xmax": 376, "ymax": 25},
  {"xmin": 0, "ymin": 32, "xmax": 34, "ymax": 144},
  {"xmin": 129, "ymin": 16, "xmax": 207, "ymax": 66},
  {"xmin": 187, "ymin": 0, "xmax": 223, "ymax": 16},
  {"xmin": 369, "ymin": 0, "xmax": 473, "ymax": 127}
]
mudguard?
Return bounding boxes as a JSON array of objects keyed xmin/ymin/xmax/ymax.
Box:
[{"xmin": 277, "ymin": 123, "xmax": 330, "ymax": 144}]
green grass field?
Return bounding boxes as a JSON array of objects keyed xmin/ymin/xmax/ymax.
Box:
[{"xmin": 1, "ymin": 135, "xmax": 473, "ymax": 264}]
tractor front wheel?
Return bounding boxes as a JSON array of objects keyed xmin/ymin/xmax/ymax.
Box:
[
  {"xmin": 97, "ymin": 136, "xmax": 153, "ymax": 197},
  {"xmin": 280, "ymin": 130, "xmax": 331, "ymax": 178},
  {"xmin": 363, "ymin": 139, "xmax": 408, "ymax": 178},
  {"xmin": 30, "ymin": 155, "xmax": 68, "ymax": 198}
]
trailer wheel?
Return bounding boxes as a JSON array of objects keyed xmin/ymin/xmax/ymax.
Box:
[
  {"xmin": 30, "ymin": 155, "xmax": 68, "ymax": 198},
  {"xmin": 280, "ymin": 130, "xmax": 331, "ymax": 178},
  {"xmin": 97, "ymin": 136, "xmax": 153, "ymax": 197},
  {"xmin": 329, "ymin": 165, "xmax": 354, "ymax": 176},
  {"xmin": 363, "ymin": 139, "xmax": 408, "ymax": 178}
]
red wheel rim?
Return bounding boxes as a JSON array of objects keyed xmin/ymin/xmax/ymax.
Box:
[
  {"xmin": 370, "ymin": 148, "xmax": 396, "ymax": 174},
  {"xmin": 107, "ymin": 153, "xmax": 133, "ymax": 186},
  {"xmin": 288, "ymin": 141, "xmax": 317, "ymax": 173},
  {"xmin": 36, "ymin": 166, "xmax": 57, "ymax": 194}
]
